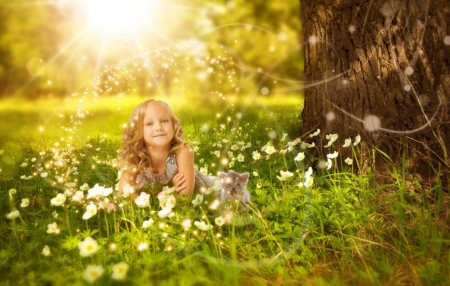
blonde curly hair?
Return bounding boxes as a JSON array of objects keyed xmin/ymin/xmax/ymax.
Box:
[{"xmin": 118, "ymin": 99, "xmax": 186, "ymax": 177}]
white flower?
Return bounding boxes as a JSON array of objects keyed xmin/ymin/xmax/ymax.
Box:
[
  {"xmin": 192, "ymin": 194, "xmax": 203, "ymax": 206},
  {"xmin": 72, "ymin": 191, "xmax": 84, "ymax": 202},
  {"xmin": 277, "ymin": 170, "xmax": 294, "ymax": 181},
  {"xmin": 281, "ymin": 133, "xmax": 288, "ymax": 141},
  {"xmin": 304, "ymin": 167, "xmax": 314, "ymax": 187},
  {"xmin": 78, "ymin": 237, "xmax": 99, "ymax": 257},
  {"xmin": 237, "ymin": 154, "xmax": 245, "ymax": 162},
  {"xmin": 64, "ymin": 182, "xmax": 76, "ymax": 188},
  {"xmin": 353, "ymin": 135, "xmax": 361, "ymax": 146},
  {"xmin": 112, "ymin": 262, "xmax": 129, "ymax": 280},
  {"xmin": 294, "ymin": 152, "xmax": 305, "ymax": 161},
  {"xmin": 9, "ymin": 188, "xmax": 17, "ymax": 195},
  {"xmin": 82, "ymin": 202, "xmax": 98, "ymax": 220},
  {"xmin": 52, "ymin": 211, "xmax": 58, "ymax": 218},
  {"xmin": 39, "ymin": 151, "xmax": 46, "ymax": 156},
  {"xmin": 20, "ymin": 198, "xmax": 30, "ymax": 208},
  {"xmin": 256, "ymin": 182, "xmax": 262, "ymax": 188},
  {"xmin": 253, "ymin": 171, "xmax": 259, "ymax": 177},
  {"xmin": 47, "ymin": 222, "xmax": 58, "ymax": 234},
  {"xmin": 324, "ymin": 134, "xmax": 338, "ymax": 148},
  {"xmin": 345, "ymin": 158, "xmax": 353, "ymax": 165},
  {"xmin": 343, "ymin": 138, "xmax": 352, "ymax": 147},
  {"xmin": 309, "ymin": 129, "xmax": 320, "ymax": 138},
  {"xmin": 6, "ymin": 210, "xmax": 20, "ymax": 219},
  {"xmin": 200, "ymin": 167, "xmax": 208, "ymax": 175},
  {"xmin": 83, "ymin": 265, "xmax": 104, "ymax": 284},
  {"xmin": 306, "ymin": 142, "xmax": 316, "ymax": 148},
  {"xmin": 158, "ymin": 208, "xmax": 172, "ymax": 218},
  {"xmin": 159, "ymin": 194, "xmax": 176, "ymax": 210},
  {"xmin": 214, "ymin": 150, "xmax": 220, "ymax": 157},
  {"xmin": 326, "ymin": 158, "xmax": 333, "ymax": 170},
  {"xmin": 102, "ymin": 187, "xmax": 113, "ymax": 197},
  {"xmin": 215, "ymin": 216, "xmax": 225, "ymax": 226},
  {"xmin": 42, "ymin": 245, "xmax": 51, "ymax": 256},
  {"xmin": 40, "ymin": 172, "xmax": 48, "ymax": 178},
  {"xmin": 134, "ymin": 192, "xmax": 150, "ymax": 208},
  {"xmin": 50, "ymin": 193, "xmax": 66, "ymax": 206},
  {"xmin": 142, "ymin": 219, "xmax": 154, "ymax": 228},
  {"xmin": 227, "ymin": 151, "xmax": 234, "ymax": 158},
  {"xmin": 327, "ymin": 151, "xmax": 339, "ymax": 159},
  {"xmin": 264, "ymin": 145, "xmax": 276, "ymax": 155},
  {"xmin": 194, "ymin": 221, "xmax": 212, "ymax": 231},
  {"xmin": 80, "ymin": 183, "xmax": 90, "ymax": 191},
  {"xmin": 157, "ymin": 186, "xmax": 176, "ymax": 198},
  {"xmin": 228, "ymin": 161, "xmax": 235, "ymax": 168},
  {"xmin": 87, "ymin": 184, "xmax": 112, "ymax": 199},
  {"xmin": 252, "ymin": 151, "xmax": 261, "ymax": 160},
  {"xmin": 20, "ymin": 162, "xmax": 28, "ymax": 168}
]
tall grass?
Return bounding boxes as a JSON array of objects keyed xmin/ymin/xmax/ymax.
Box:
[{"xmin": 0, "ymin": 94, "xmax": 448, "ymax": 285}]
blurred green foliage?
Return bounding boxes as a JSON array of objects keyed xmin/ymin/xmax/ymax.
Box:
[{"xmin": 0, "ymin": 0, "xmax": 301, "ymax": 99}]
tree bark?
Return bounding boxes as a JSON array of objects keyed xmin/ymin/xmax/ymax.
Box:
[{"xmin": 299, "ymin": 0, "xmax": 450, "ymax": 179}]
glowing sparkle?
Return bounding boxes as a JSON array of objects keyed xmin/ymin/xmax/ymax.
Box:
[
  {"xmin": 404, "ymin": 66, "xmax": 414, "ymax": 76},
  {"xmin": 277, "ymin": 32, "xmax": 287, "ymax": 41},
  {"xmin": 363, "ymin": 115, "xmax": 381, "ymax": 132},
  {"xmin": 349, "ymin": 25, "xmax": 356, "ymax": 33},
  {"xmin": 268, "ymin": 130, "xmax": 277, "ymax": 139},
  {"xmin": 403, "ymin": 84, "xmax": 411, "ymax": 92},
  {"xmin": 308, "ymin": 35, "xmax": 319, "ymax": 44},
  {"xmin": 444, "ymin": 35, "xmax": 450, "ymax": 45},
  {"xmin": 210, "ymin": 199, "xmax": 220, "ymax": 210},
  {"xmin": 326, "ymin": 111, "xmax": 336, "ymax": 121},
  {"xmin": 137, "ymin": 242, "xmax": 148, "ymax": 251},
  {"xmin": 260, "ymin": 87, "xmax": 269, "ymax": 95},
  {"xmin": 182, "ymin": 219, "xmax": 191, "ymax": 230}
]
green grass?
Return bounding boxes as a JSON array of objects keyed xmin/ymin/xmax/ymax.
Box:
[{"xmin": 0, "ymin": 94, "xmax": 449, "ymax": 285}]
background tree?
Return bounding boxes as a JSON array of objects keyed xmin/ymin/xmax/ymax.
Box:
[{"xmin": 299, "ymin": 0, "xmax": 450, "ymax": 179}]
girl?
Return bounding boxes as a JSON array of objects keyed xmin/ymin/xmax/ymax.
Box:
[{"xmin": 117, "ymin": 99, "xmax": 211, "ymax": 196}]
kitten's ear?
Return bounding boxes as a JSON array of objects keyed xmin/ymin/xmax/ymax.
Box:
[
  {"xmin": 240, "ymin": 172, "xmax": 249, "ymax": 182},
  {"xmin": 218, "ymin": 172, "xmax": 226, "ymax": 179}
]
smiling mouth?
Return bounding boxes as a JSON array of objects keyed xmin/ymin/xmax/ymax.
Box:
[{"xmin": 153, "ymin": 134, "xmax": 166, "ymax": 138}]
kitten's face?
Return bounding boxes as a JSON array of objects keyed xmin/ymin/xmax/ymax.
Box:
[{"xmin": 218, "ymin": 171, "xmax": 249, "ymax": 196}]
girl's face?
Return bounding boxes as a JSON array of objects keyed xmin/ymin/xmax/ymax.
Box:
[{"xmin": 142, "ymin": 102, "xmax": 174, "ymax": 150}]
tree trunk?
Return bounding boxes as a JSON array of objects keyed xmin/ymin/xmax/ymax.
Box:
[{"xmin": 299, "ymin": 0, "xmax": 450, "ymax": 180}]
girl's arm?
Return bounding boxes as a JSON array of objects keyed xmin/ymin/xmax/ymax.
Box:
[{"xmin": 174, "ymin": 144, "xmax": 195, "ymax": 195}]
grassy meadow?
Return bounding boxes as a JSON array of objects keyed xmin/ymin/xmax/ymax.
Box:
[{"xmin": 0, "ymin": 94, "xmax": 449, "ymax": 285}]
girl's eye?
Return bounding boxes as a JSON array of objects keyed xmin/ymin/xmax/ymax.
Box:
[
  {"xmin": 162, "ymin": 119, "xmax": 169, "ymax": 123},
  {"xmin": 146, "ymin": 122, "xmax": 153, "ymax": 126}
]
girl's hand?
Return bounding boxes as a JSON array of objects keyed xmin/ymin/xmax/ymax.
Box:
[{"xmin": 172, "ymin": 173, "xmax": 186, "ymax": 193}]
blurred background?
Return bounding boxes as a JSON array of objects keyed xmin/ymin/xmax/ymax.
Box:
[{"xmin": 0, "ymin": 0, "xmax": 302, "ymax": 100}]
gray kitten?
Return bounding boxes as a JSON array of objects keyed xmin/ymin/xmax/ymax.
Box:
[{"xmin": 218, "ymin": 171, "xmax": 250, "ymax": 205}]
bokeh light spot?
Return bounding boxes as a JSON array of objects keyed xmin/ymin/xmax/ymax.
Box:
[
  {"xmin": 326, "ymin": 111, "xmax": 336, "ymax": 121},
  {"xmin": 268, "ymin": 130, "xmax": 277, "ymax": 139},
  {"xmin": 363, "ymin": 115, "xmax": 381, "ymax": 132}
]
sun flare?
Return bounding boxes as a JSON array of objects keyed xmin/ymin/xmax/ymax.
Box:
[{"xmin": 87, "ymin": 0, "xmax": 155, "ymax": 33}]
